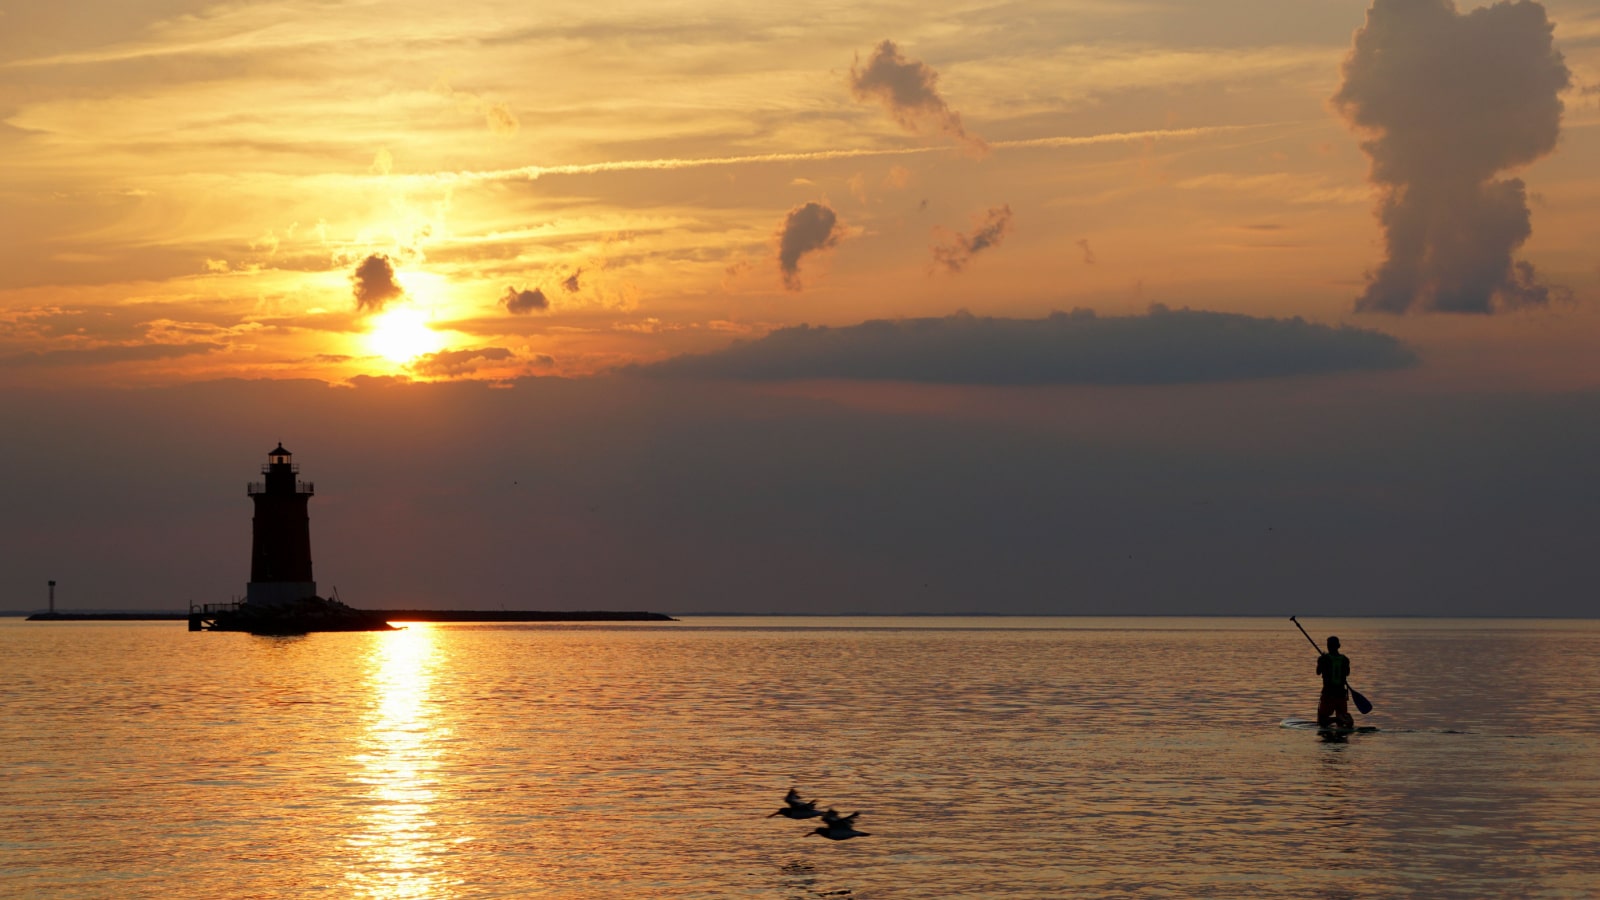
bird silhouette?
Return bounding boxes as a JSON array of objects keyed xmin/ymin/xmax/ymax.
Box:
[
  {"xmin": 808, "ymin": 821, "xmax": 871, "ymax": 840},
  {"xmin": 821, "ymin": 808, "xmax": 859, "ymax": 828},
  {"xmin": 770, "ymin": 789, "xmax": 872, "ymax": 837},
  {"xmin": 767, "ymin": 787, "xmax": 821, "ymax": 819}
]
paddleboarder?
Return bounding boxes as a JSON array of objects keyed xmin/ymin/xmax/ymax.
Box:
[{"xmin": 1316, "ymin": 636, "xmax": 1355, "ymax": 729}]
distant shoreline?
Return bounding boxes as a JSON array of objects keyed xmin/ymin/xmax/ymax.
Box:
[
  {"xmin": 7, "ymin": 611, "xmax": 1596, "ymax": 621},
  {"xmin": 19, "ymin": 610, "xmax": 676, "ymax": 623}
]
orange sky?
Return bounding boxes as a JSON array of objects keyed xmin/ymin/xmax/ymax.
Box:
[
  {"xmin": 4, "ymin": 0, "xmax": 1597, "ymax": 388},
  {"xmin": 8, "ymin": 1, "xmax": 1600, "ymax": 618}
]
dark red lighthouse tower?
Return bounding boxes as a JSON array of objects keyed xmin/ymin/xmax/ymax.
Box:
[
  {"xmin": 245, "ymin": 443, "xmax": 317, "ymax": 607},
  {"xmin": 190, "ymin": 445, "xmax": 391, "ymax": 632}
]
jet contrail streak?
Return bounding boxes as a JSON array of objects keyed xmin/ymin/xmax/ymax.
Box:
[
  {"xmin": 416, "ymin": 124, "xmax": 1262, "ymax": 186},
  {"xmin": 990, "ymin": 126, "xmax": 1241, "ymax": 150}
]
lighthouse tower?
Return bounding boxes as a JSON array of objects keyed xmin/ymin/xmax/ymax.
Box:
[{"xmin": 245, "ymin": 443, "xmax": 317, "ymax": 607}]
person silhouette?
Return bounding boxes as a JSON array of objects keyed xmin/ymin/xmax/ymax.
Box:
[{"xmin": 1316, "ymin": 636, "xmax": 1355, "ymax": 729}]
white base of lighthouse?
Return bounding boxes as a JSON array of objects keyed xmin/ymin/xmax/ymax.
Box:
[{"xmin": 245, "ymin": 581, "xmax": 318, "ymax": 607}]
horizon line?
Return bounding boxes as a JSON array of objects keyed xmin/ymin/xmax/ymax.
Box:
[{"xmin": 5, "ymin": 610, "xmax": 1596, "ymax": 621}]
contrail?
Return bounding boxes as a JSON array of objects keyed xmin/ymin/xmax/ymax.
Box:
[
  {"xmin": 991, "ymin": 127, "xmax": 1242, "ymax": 150},
  {"xmin": 414, "ymin": 124, "xmax": 1262, "ymax": 186}
]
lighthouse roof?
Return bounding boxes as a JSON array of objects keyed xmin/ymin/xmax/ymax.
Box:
[{"xmin": 269, "ymin": 443, "xmax": 291, "ymax": 456}]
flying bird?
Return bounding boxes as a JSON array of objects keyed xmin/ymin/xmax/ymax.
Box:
[
  {"xmin": 821, "ymin": 808, "xmax": 860, "ymax": 828},
  {"xmin": 808, "ymin": 821, "xmax": 871, "ymax": 840},
  {"xmin": 767, "ymin": 788, "xmax": 822, "ymax": 819}
]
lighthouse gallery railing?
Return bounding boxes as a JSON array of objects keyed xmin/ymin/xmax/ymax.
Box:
[{"xmin": 246, "ymin": 480, "xmax": 314, "ymax": 495}]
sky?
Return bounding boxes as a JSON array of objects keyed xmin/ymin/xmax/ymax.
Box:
[{"xmin": 2, "ymin": 0, "xmax": 1598, "ymax": 615}]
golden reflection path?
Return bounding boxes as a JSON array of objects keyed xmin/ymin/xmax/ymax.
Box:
[{"xmin": 344, "ymin": 625, "xmax": 454, "ymax": 900}]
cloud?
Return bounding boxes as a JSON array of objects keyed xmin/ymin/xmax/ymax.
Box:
[
  {"xmin": 847, "ymin": 172, "xmax": 868, "ymax": 204},
  {"xmin": 352, "ymin": 254, "xmax": 404, "ymax": 313},
  {"xmin": 1076, "ymin": 238, "xmax": 1097, "ymax": 264},
  {"xmin": 408, "ymin": 346, "xmax": 515, "ymax": 377},
  {"xmin": 0, "ymin": 342, "xmax": 225, "ymax": 369},
  {"xmin": 250, "ymin": 231, "xmax": 280, "ymax": 256},
  {"xmin": 777, "ymin": 202, "xmax": 842, "ymax": 291},
  {"xmin": 1333, "ymin": 0, "xmax": 1571, "ymax": 314},
  {"xmin": 501, "ymin": 286, "xmax": 549, "ymax": 314},
  {"xmin": 635, "ymin": 307, "xmax": 1417, "ymax": 385},
  {"xmin": 562, "ymin": 269, "xmax": 583, "ymax": 293},
  {"xmin": 434, "ymin": 78, "xmax": 519, "ymax": 137},
  {"xmin": 1174, "ymin": 172, "xmax": 1371, "ymax": 206},
  {"xmin": 485, "ymin": 102, "xmax": 519, "ymax": 136},
  {"xmin": 850, "ymin": 39, "xmax": 987, "ymax": 155},
  {"xmin": 931, "ymin": 205, "xmax": 1012, "ymax": 273},
  {"xmin": 721, "ymin": 258, "xmax": 751, "ymax": 291}
]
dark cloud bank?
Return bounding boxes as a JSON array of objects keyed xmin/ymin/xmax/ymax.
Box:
[
  {"xmin": 1335, "ymin": 0, "xmax": 1570, "ymax": 313},
  {"xmin": 3, "ymin": 375, "xmax": 1596, "ymax": 617},
  {"xmin": 638, "ymin": 308, "xmax": 1417, "ymax": 384}
]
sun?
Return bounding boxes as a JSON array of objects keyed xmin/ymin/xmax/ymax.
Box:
[{"xmin": 366, "ymin": 307, "xmax": 447, "ymax": 363}]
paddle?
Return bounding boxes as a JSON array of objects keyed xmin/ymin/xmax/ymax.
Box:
[{"xmin": 1290, "ymin": 616, "xmax": 1373, "ymax": 715}]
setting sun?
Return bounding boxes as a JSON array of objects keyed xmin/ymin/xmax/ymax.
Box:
[{"xmin": 366, "ymin": 308, "xmax": 447, "ymax": 363}]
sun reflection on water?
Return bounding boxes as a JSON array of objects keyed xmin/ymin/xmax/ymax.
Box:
[{"xmin": 345, "ymin": 625, "xmax": 454, "ymax": 900}]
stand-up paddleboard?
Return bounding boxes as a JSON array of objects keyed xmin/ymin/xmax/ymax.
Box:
[{"xmin": 1281, "ymin": 717, "xmax": 1379, "ymax": 734}]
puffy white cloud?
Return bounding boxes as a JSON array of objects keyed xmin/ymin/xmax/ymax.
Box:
[{"xmin": 1334, "ymin": 0, "xmax": 1571, "ymax": 313}]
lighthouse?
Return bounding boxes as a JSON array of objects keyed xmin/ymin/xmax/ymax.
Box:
[
  {"xmin": 190, "ymin": 445, "xmax": 392, "ymax": 632},
  {"xmin": 245, "ymin": 443, "xmax": 317, "ymax": 607}
]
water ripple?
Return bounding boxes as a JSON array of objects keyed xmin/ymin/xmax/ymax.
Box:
[{"xmin": 2, "ymin": 618, "xmax": 1598, "ymax": 898}]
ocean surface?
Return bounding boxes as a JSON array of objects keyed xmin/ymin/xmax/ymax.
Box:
[{"xmin": 2, "ymin": 616, "xmax": 1597, "ymax": 899}]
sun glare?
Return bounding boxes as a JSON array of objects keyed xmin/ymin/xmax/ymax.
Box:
[{"xmin": 367, "ymin": 308, "xmax": 447, "ymax": 363}]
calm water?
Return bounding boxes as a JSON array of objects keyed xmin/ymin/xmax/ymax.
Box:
[{"xmin": 2, "ymin": 617, "xmax": 1598, "ymax": 899}]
